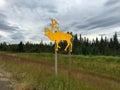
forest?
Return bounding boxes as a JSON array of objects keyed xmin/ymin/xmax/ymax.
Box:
[{"xmin": 0, "ymin": 32, "xmax": 120, "ymax": 56}]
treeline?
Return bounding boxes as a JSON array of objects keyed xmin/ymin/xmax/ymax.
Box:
[
  {"xmin": 0, "ymin": 33, "xmax": 120, "ymax": 56},
  {"xmin": 0, "ymin": 41, "xmax": 53, "ymax": 53},
  {"xmin": 72, "ymin": 33, "xmax": 120, "ymax": 55}
]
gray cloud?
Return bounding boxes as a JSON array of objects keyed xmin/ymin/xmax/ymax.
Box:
[
  {"xmin": 0, "ymin": 13, "xmax": 19, "ymax": 32},
  {"xmin": 0, "ymin": 13, "xmax": 6, "ymax": 18},
  {"xmin": 0, "ymin": 12, "xmax": 25, "ymax": 43},
  {"xmin": 11, "ymin": 32, "xmax": 24, "ymax": 40},
  {"xmin": 105, "ymin": 0, "xmax": 120, "ymax": 6},
  {"xmin": 7, "ymin": 0, "xmax": 57, "ymax": 14},
  {"xmin": 73, "ymin": 0, "xmax": 120, "ymax": 31},
  {"xmin": 0, "ymin": 22, "xmax": 19, "ymax": 31},
  {"xmin": 86, "ymin": 14, "xmax": 120, "ymax": 29},
  {"xmin": 10, "ymin": 31, "xmax": 25, "ymax": 42},
  {"xmin": 47, "ymin": 9, "xmax": 58, "ymax": 14}
]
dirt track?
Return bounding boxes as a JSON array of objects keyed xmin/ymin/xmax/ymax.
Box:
[
  {"xmin": 0, "ymin": 53, "xmax": 120, "ymax": 89},
  {"xmin": 0, "ymin": 72, "xmax": 12, "ymax": 90}
]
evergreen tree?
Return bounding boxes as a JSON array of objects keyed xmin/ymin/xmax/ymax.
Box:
[
  {"xmin": 17, "ymin": 41, "xmax": 24, "ymax": 52},
  {"xmin": 113, "ymin": 32, "xmax": 119, "ymax": 49},
  {"xmin": 73, "ymin": 34, "xmax": 80, "ymax": 54},
  {"xmin": 113, "ymin": 32, "xmax": 119, "ymax": 55}
]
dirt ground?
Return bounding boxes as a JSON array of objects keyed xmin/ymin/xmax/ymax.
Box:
[{"xmin": 0, "ymin": 72, "xmax": 12, "ymax": 90}]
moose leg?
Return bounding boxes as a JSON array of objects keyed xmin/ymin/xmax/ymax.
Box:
[
  {"xmin": 55, "ymin": 42, "xmax": 58, "ymax": 51},
  {"xmin": 57, "ymin": 44, "xmax": 61, "ymax": 49},
  {"xmin": 64, "ymin": 42, "xmax": 70, "ymax": 51},
  {"xmin": 57, "ymin": 45, "xmax": 61, "ymax": 49},
  {"xmin": 70, "ymin": 42, "xmax": 72, "ymax": 52},
  {"xmin": 56, "ymin": 41, "xmax": 61, "ymax": 51},
  {"xmin": 56, "ymin": 41, "xmax": 61, "ymax": 49}
]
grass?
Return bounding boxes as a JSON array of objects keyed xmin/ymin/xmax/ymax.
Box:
[
  {"xmin": 14, "ymin": 52, "xmax": 120, "ymax": 80},
  {"xmin": 0, "ymin": 52, "xmax": 120, "ymax": 90}
]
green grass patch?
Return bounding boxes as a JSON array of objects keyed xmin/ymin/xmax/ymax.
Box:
[{"xmin": 13, "ymin": 52, "xmax": 120, "ymax": 80}]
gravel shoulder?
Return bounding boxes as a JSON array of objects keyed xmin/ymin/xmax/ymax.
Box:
[{"xmin": 0, "ymin": 72, "xmax": 13, "ymax": 90}]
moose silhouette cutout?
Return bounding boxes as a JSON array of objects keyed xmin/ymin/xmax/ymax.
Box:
[{"xmin": 44, "ymin": 18, "xmax": 72, "ymax": 52}]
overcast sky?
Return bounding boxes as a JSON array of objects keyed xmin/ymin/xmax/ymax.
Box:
[{"xmin": 0, "ymin": 0, "xmax": 120, "ymax": 43}]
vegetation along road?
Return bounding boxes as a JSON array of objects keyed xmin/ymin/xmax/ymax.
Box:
[{"xmin": 0, "ymin": 52, "xmax": 120, "ymax": 90}]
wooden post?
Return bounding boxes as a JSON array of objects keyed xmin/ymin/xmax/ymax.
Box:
[
  {"xmin": 68, "ymin": 46, "xmax": 72, "ymax": 90},
  {"xmin": 55, "ymin": 42, "xmax": 58, "ymax": 77},
  {"xmin": 69, "ymin": 46, "xmax": 71, "ymax": 75},
  {"xmin": 69, "ymin": 51, "xmax": 71, "ymax": 75}
]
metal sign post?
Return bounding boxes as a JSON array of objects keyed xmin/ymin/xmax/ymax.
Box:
[
  {"xmin": 68, "ymin": 46, "xmax": 72, "ymax": 89},
  {"xmin": 69, "ymin": 49, "xmax": 71, "ymax": 75},
  {"xmin": 55, "ymin": 42, "xmax": 58, "ymax": 77}
]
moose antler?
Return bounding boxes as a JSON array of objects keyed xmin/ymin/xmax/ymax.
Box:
[{"xmin": 50, "ymin": 18, "xmax": 59, "ymax": 32}]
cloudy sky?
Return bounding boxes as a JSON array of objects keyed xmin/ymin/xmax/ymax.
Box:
[{"xmin": 0, "ymin": 0, "xmax": 120, "ymax": 43}]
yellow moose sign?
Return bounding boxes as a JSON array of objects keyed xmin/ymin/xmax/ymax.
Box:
[{"xmin": 44, "ymin": 18, "xmax": 73, "ymax": 52}]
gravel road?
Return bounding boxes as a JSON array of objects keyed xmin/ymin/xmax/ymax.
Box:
[{"xmin": 0, "ymin": 73, "xmax": 13, "ymax": 90}]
